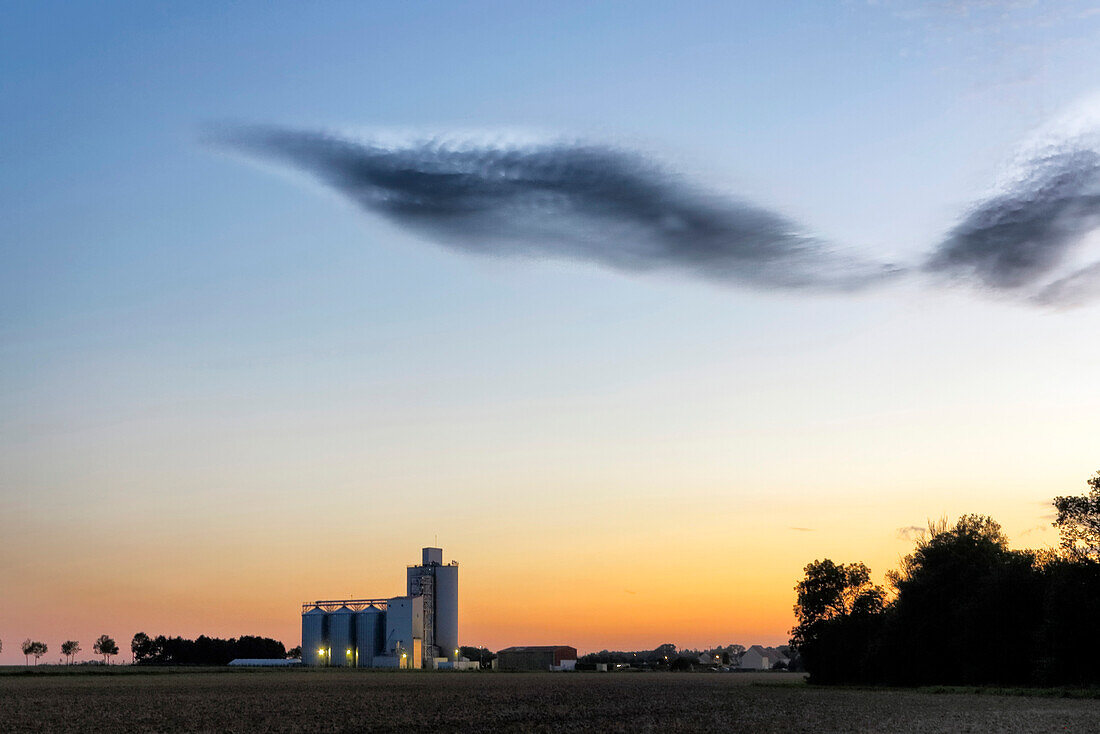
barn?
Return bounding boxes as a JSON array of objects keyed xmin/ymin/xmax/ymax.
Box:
[{"xmin": 495, "ymin": 645, "xmax": 578, "ymax": 671}]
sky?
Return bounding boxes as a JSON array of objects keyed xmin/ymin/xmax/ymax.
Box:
[{"xmin": 3, "ymin": 0, "xmax": 1100, "ymax": 662}]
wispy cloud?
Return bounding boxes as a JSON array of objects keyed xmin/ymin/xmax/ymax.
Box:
[
  {"xmin": 896, "ymin": 525, "xmax": 925, "ymax": 541},
  {"xmin": 789, "ymin": 526, "xmax": 816, "ymax": 532}
]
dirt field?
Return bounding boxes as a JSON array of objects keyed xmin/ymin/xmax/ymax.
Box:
[{"xmin": 1, "ymin": 668, "xmax": 1098, "ymax": 733}]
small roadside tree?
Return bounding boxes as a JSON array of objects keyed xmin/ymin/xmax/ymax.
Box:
[
  {"xmin": 24, "ymin": 640, "xmax": 49, "ymax": 665},
  {"xmin": 61, "ymin": 640, "xmax": 81, "ymax": 665},
  {"xmin": 22, "ymin": 639, "xmax": 33, "ymax": 666},
  {"xmin": 94, "ymin": 635, "xmax": 119, "ymax": 664}
]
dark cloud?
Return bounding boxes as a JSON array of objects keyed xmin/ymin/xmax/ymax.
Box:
[
  {"xmin": 210, "ymin": 125, "xmax": 901, "ymax": 293},
  {"xmin": 211, "ymin": 123, "xmax": 1100, "ymax": 307},
  {"xmin": 924, "ymin": 148, "xmax": 1100, "ymax": 303}
]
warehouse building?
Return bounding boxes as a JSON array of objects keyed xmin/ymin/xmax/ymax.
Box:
[
  {"xmin": 495, "ymin": 645, "xmax": 578, "ymax": 671},
  {"xmin": 301, "ymin": 547, "xmax": 458, "ymax": 669}
]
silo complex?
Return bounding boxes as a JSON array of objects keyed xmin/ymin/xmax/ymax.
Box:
[{"xmin": 301, "ymin": 546, "xmax": 459, "ymax": 669}]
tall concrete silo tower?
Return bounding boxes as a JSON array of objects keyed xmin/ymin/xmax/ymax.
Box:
[{"xmin": 407, "ymin": 547, "xmax": 459, "ymax": 665}]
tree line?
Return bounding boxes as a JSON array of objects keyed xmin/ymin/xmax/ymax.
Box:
[
  {"xmin": 791, "ymin": 471, "xmax": 1100, "ymax": 686},
  {"xmin": 5, "ymin": 635, "xmax": 120, "ymax": 665},
  {"xmin": 2, "ymin": 632, "xmax": 286, "ymax": 666},
  {"xmin": 131, "ymin": 633, "xmax": 286, "ymax": 665}
]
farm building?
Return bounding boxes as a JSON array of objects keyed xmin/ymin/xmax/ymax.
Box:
[
  {"xmin": 495, "ymin": 645, "xmax": 578, "ymax": 671},
  {"xmin": 301, "ymin": 546, "xmax": 459, "ymax": 669}
]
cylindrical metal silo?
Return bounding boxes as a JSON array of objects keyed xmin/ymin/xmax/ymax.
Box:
[
  {"xmin": 328, "ymin": 606, "xmax": 355, "ymax": 667},
  {"xmin": 434, "ymin": 564, "xmax": 459, "ymax": 658},
  {"xmin": 302, "ymin": 606, "xmax": 328, "ymax": 666},
  {"xmin": 355, "ymin": 606, "xmax": 383, "ymax": 667}
]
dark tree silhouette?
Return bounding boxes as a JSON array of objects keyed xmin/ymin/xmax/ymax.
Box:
[
  {"xmin": 790, "ymin": 560, "xmax": 885, "ymax": 683},
  {"xmin": 885, "ymin": 515, "xmax": 1040, "ymax": 685},
  {"xmin": 61, "ymin": 640, "xmax": 81, "ymax": 665},
  {"xmin": 21, "ymin": 639, "xmax": 47, "ymax": 666},
  {"xmin": 1053, "ymin": 470, "xmax": 1100, "ymax": 560},
  {"xmin": 131, "ymin": 632, "xmax": 154, "ymax": 664},
  {"xmin": 94, "ymin": 635, "xmax": 119, "ymax": 664}
]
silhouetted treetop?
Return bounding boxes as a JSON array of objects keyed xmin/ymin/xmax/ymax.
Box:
[{"xmin": 1053, "ymin": 470, "xmax": 1100, "ymax": 561}]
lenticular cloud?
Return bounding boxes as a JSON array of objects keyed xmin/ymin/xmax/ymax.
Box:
[
  {"xmin": 211, "ymin": 105, "xmax": 1100, "ymax": 307},
  {"xmin": 211, "ymin": 125, "xmax": 900, "ymax": 293}
]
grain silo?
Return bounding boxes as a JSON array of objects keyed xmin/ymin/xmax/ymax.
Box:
[
  {"xmin": 302, "ymin": 606, "xmax": 327, "ymax": 666},
  {"xmin": 354, "ymin": 606, "xmax": 384, "ymax": 668},
  {"xmin": 433, "ymin": 563, "xmax": 459, "ymax": 659},
  {"xmin": 328, "ymin": 606, "xmax": 355, "ymax": 667}
]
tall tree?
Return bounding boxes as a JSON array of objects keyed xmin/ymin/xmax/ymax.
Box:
[
  {"xmin": 1053, "ymin": 471, "xmax": 1100, "ymax": 561},
  {"xmin": 21, "ymin": 639, "xmax": 33, "ymax": 666},
  {"xmin": 791, "ymin": 559, "xmax": 884, "ymax": 645},
  {"xmin": 790, "ymin": 560, "xmax": 885, "ymax": 684},
  {"xmin": 61, "ymin": 640, "xmax": 81, "ymax": 665},
  {"xmin": 131, "ymin": 632, "xmax": 154, "ymax": 664},
  {"xmin": 886, "ymin": 514, "xmax": 1040, "ymax": 685},
  {"xmin": 93, "ymin": 635, "xmax": 119, "ymax": 664}
]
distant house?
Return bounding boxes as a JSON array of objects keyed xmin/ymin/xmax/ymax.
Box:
[
  {"xmin": 739, "ymin": 645, "xmax": 788, "ymax": 670},
  {"xmin": 698, "ymin": 650, "xmax": 730, "ymax": 666}
]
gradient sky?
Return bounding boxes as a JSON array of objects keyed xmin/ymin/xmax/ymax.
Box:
[{"xmin": 3, "ymin": 1, "xmax": 1100, "ymax": 663}]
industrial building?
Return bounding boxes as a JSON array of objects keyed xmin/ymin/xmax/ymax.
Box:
[
  {"xmin": 495, "ymin": 645, "xmax": 578, "ymax": 671},
  {"xmin": 302, "ymin": 547, "xmax": 459, "ymax": 669}
]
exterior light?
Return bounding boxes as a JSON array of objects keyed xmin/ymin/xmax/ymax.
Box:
[
  {"xmin": 401, "ymin": 653, "xmax": 407, "ymax": 658},
  {"xmin": 318, "ymin": 649, "xmax": 325, "ymax": 655},
  {"xmin": 346, "ymin": 649, "xmax": 352, "ymax": 655}
]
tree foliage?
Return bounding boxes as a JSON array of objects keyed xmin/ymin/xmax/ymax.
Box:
[
  {"xmin": 132, "ymin": 634, "xmax": 286, "ymax": 665},
  {"xmin": 790, "ymin": 560, "xmax": 885, "ymax": 683},
  {"xmin": 93, "ymin": 635, "xmax": 119, "ymax": 664},
  {"xmin": 792, "ymin": 489, "xmax": 1100, "ymax": 686},
  {"xmin": 1053, "ymin": 470, "xmax": 1100, "ymax": 560},
  {"xmin": 131, "ymin": 632, "xmax": 155, "ymax": 663},
  {"xmin": 21, "ymin": 639, "xmax": 48, "ymax": 665},
  {"xmin": 61, "ymin": 640, "xmax": 81, "ymax": 664}
]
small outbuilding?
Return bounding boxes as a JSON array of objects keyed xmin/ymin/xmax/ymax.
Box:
[
  {"xmin": 495, "ymin": 645, "xmax": 578, "ymax": 671},
  {"xmin": 228, "ymin": 658, "xmax": 301, "ymax": 667}
]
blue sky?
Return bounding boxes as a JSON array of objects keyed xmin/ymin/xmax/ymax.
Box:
[{"xmin": 3, "ymin": 1, "xmax": 1100, "ymax": 658}]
